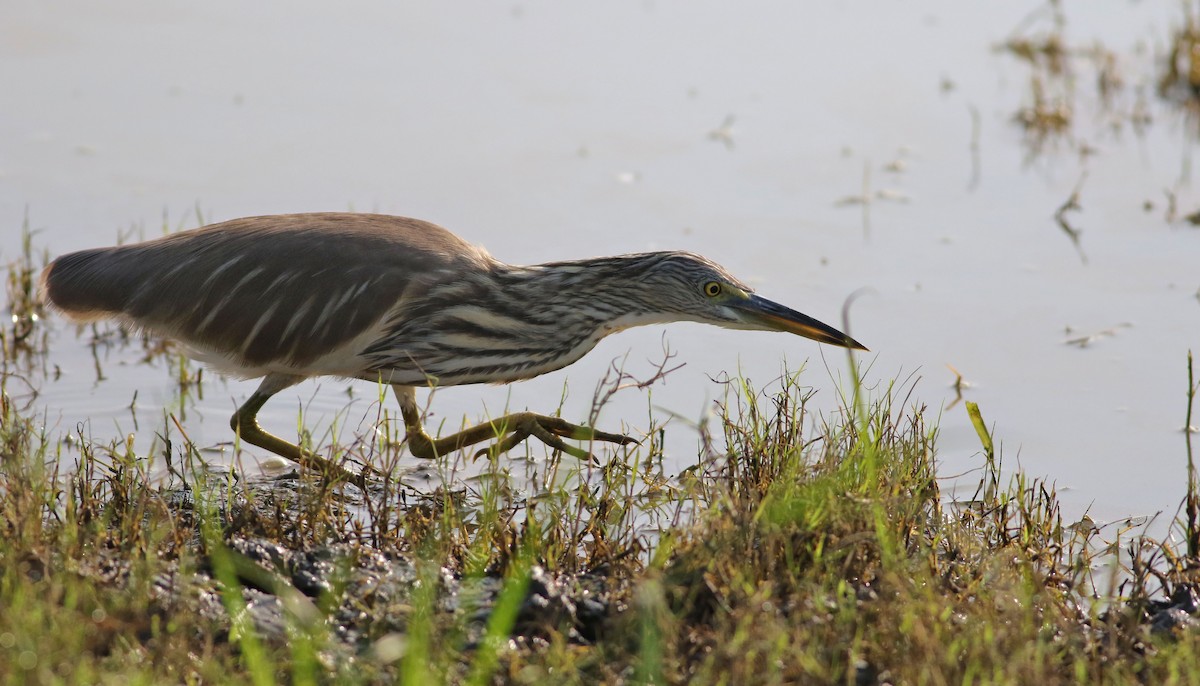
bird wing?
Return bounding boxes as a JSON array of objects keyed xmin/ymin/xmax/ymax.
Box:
[{"xmin": 43, "ymin": 213, "xmax": 496, "ymax": 377}]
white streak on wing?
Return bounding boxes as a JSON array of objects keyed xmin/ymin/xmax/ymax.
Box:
[
  {"xmin": 226, "ymin": 265, "xmax": 266, "ymax": 297},
  {"xmin": 313, "ymin": 291, "xmax": 342, "ymax": 338},
  {"xmin": 280, "ymin": 294, "xmax": 317, "ymax": 342},
  {"xmin": 347, "ymin": 276, "xmax": 380, "ymax": 303},
  {"xmin": 240, "ymin": 299, "xmax": 282, "ymax": 357},
  {"xmin": 151, "ymin": 258, "xmax": 201, "ymax": 313},
  {"xmin": 331, "ymin": 284, "xmax": 359, "ymax": 313},
  {"xmin": 196, "ymin": 266, "xmax": 264, "ymax": 333},
  {"xmin": 198, "ymin": 254, "xmax": 246, "ymax": 294},
  {"xmin": 157, "ymin": 257, "xmax": 197, "ymax": 283},
  {"xmin": 263, "ymin": 271, "xmax": 294, "ymax": 293},
  {"xmin": 195, "ymin": 299, "xmax": 226, "ymax": 334}
]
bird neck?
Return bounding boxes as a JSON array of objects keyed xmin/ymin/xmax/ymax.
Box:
[
  {"xmin": 505, "ymin": 253, "xmax": 676, "ymax": 331},
  {"xmin": 363, "ymin": 253, "xmax": 683, "ymax": 386}
]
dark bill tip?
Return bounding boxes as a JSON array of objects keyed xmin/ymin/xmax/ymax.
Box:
[{"xmin": 738, "ymin": 294, "xmax": 868, "ymax": 351}]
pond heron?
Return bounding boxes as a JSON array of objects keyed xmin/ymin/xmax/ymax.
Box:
[{"xmin": 41, "ymin": 213, "xmax": 866, "ymax": 486}]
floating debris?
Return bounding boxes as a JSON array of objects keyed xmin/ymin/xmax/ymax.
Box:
[{"xmin": 1062, "ymin": 322, "xmax": 1133, "ymax": 348}]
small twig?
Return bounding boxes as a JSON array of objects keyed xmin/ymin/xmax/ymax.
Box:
[
  {"xmin": 1054, "ymin": 172, "xmax": 1089, "ymax": 265},
  {"xmin": 967, "ymin": 104, "xmax": 983, "ymax": 191},
  {"xmin": 1185, "ymin": 350, "xmax": 1197, "ymax": 559},
  {"xmin": 587, "ymin": 334, "xmax": 683, "ymax": 426},
  {"xmin": 946, "ymin": 364, "xmax": 972, "ymax": 411},
  {"xmin": 1164, "ymin": 187, "xmax": 1179, "ymax": 224}
]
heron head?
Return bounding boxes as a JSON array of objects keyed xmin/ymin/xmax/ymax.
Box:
[{"xmin": 640, "ymin": 252, "xmax": 868, "ymax": 351}]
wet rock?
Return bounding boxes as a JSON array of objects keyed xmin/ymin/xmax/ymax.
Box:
[
  {"xmin": 241, "ymin": 587, "xmax": 288, "ymax": 641},
  {"xmin": 1151, "ymin": 607, "xmax": 1199, "ymax": 634},
  {"xmin": 513, "ymin": 566, "xmax": 611, "ymax": 645},
  {"xmin": 1147, "ymin": 585, "xmax": 1200, "ymax": 635},
  {"xmin": 61, "ymin": 483, "xmax": 624, "ymax": 672}
]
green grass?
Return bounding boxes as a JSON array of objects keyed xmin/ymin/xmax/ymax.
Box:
[{"xmin": 5, "ymin": 230, "xmax": 1200, "ymax": 684}]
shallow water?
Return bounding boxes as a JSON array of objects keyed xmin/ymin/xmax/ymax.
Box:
[{"xmin": 2, "ymin": 1, "xmax": 1198, "ymax": 528}]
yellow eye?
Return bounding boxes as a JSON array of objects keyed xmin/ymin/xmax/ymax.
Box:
[{"xmin": 703, "ymin": 281, "xmax": 722, "ymax": 297}]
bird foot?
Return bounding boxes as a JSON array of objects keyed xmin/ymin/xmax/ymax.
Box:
[
  {"xmin": 471, "ymin": 414, "xmax": 638, "ymax": 462},
  {"xmin": 399, "ymin": 409, "xmax": 634, "ymax": 462}
]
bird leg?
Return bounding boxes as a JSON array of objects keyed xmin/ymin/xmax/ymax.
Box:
[
  {"xmin": 230, "ymin": 374, "xmax": 367, "ymax": 487},
  {"xmin": 392, "ymin": 385, "xmax": 637, "ymax": 461}
]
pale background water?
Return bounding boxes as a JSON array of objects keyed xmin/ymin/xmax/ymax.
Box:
[{"xmin": 2, "ymin": 1, "xmax": 1198, "ymax": 530}]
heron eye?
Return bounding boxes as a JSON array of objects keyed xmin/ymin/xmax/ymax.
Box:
[{"xmin": 703, "ymin": 281, "xmax": 722, "ymax": 297}]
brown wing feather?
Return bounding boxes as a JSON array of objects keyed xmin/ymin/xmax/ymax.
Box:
[{"xmin": 42, "ymin": 213, "xmax": 496, "ymax": 370}]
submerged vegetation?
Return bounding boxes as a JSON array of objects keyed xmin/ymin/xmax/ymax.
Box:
[
  {"xmin": 993, "ymin": 0, "xmax": 1200, "ymax": 260},
  {"xmin": 1161, "ymin": 3, "xmax": 1200, "ymax": 112},
  {"xmin": 2, "ymin": 230, "xmax": 1200, "ymax": 684},
  {"xmin": 1000, "ymin": 0, "xmax": 1200, "ymax": 150}
]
